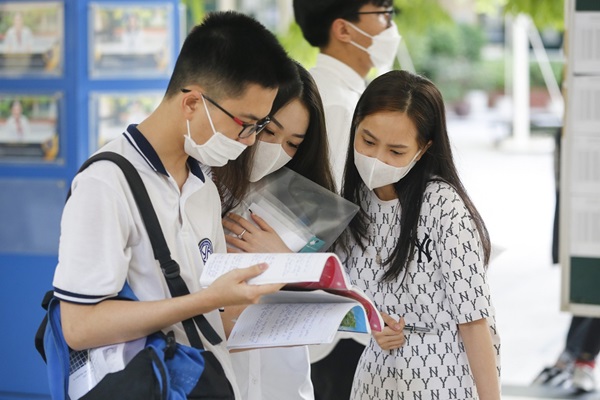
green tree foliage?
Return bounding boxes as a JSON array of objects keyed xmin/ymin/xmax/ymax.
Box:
[
  {"xmin": 181, "ymin": 0, "xmax": 205, "ymax": 30},
  {"xmin": 277, "ymin": 22, "xmax": 318, "ymax": 68},
  {"xmin": 476, "ymin": 0, "xmax": 564, "ymax": 29}
]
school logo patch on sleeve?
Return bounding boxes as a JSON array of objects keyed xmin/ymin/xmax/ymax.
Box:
[{"xmin": 198, "ymin": 238, "xmax": 213, "ymax": 263}]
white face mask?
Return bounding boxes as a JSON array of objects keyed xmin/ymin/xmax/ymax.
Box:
[
  {"xmin": 183, "ymin": 96, "xmax": 247, "ymax": 167},
  {"xmin": 354, "ymin": 147, "xmax": 421, "ymax": 190},
  {"xmin": 347, "ymin": 21, "xmax": 401, "ymax": 71},
  {"xmin": 249, "ymin": 140, "xmax": 293, "ymax": 182}
]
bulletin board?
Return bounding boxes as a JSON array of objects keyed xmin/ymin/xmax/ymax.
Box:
[
  {"xmin": 0, "ymin": 0, "xmax": 181, "ymax": 398},
  {"xmin": 560, "ymin": 0, "xmax": 600, "ymax": 317}
]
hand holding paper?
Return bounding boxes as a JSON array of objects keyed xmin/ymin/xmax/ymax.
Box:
[
  {"xmin": 200, "ymin": 252, "xmax": 384, "ymax": 349},
  {"xmin": 203, "ymin": 262, "xmax": 284, "ymax": 307}
]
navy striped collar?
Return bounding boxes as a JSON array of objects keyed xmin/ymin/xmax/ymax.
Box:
[{"xmin": 124, "ymin": 124, "xmax": 204, "ymax": 182}]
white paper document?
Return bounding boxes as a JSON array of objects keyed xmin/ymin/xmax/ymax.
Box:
[
  {"xmin": 200, "ymin": 253, "xmax": 333, "ymax": 286},
  {"xmin": 68, "ymin": 338, "xmax": 145, "ymax": 399},
  {"xmin": 227, "ymin": 302, "xmax": 359, "ymax": 349},
  {"xmin": 572, "ymin": 11, "xmax": 600, "ymax": 75},
  {"xmin": 569, "ymin": 196, "xmax": 600, "ymax": 258},
  {"xmin": 248, "ymin": 201, "xmax": 311, "ymax": 252}
]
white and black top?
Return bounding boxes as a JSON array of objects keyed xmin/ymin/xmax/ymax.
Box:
[
  {"xmin": 53, "ymin": 124, "xmax": 241, "ymax": 398},
  {"xmin": 343, "ymin": 181, "xmax": 501, "ymax": 400}
]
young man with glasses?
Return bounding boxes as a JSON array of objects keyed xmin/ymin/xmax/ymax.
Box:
[
  {"xmin": 292, "ymin": 1, "xmax": 400, "ymax": 399},
  {"xmin": 52, "ymin": 11, "xmax": 299, "ymax": 398},
  {"xmin": 293, "ymin": 0, "xmax": 400, "ymax": 190}
]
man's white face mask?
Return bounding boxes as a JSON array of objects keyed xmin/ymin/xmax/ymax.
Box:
[
  {"xmin": 249, "ymin": 140, "xmax": 293, "ymax": 182},
  {"xmin": 354, "ymin": 147, "xmax": 421, "ymax": 190},
  {"xmin": 347, "ymin": 21, "xmax": 402, "ymax": 71},
  {"xmin": 183, "ymin": 96, "xmax": 247, "ymax": 167}
]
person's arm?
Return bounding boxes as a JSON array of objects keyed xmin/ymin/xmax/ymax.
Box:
[
  {"xmin": 458, "ymin": 318, "xmax": 500, "ymax": 400},
  {"xmin": 61, "ymin": 263, "xmax": 282, "ymax": 350}
]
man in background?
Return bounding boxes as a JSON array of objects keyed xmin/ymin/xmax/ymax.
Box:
[{"xmin": 293, "ymin": 0, "xmax": 400, "ymax": 190}]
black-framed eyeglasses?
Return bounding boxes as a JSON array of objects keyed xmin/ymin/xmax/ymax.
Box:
[
  {"xmin": 181, "ymin": 88, "xmax": 271, "ymax": 139},
  {"xmin": 355, "ymin": 8, "xmax": 396, "ymax": 21}
]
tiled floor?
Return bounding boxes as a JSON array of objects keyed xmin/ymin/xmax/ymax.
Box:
[{"xmin": 446, "ymin": 111, "xmax": 600, "ymax": 400}]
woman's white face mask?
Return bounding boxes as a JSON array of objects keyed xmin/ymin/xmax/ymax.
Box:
[
  {"xmin": 249, "ymin": 140, "xmax": 293, "ymax": 182},
  {"xmin": 183, "ymin": 96, "xmax": 247, "ymax": 167},
  {"xmin": 347, "ymin": 21, "xmax": 401, "ymax": 71},
  {"xmin": 354, "ymin": 147, "xmax": 421, "ymax": 190}
]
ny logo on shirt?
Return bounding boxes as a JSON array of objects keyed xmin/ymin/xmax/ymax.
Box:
[{"xmin": 415, "ymin": 233, "xmax": 433, "ymax": 263}]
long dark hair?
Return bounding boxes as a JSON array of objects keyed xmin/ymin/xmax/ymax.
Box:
[
  {"xmin": 214, "ymin": 62, "xmax": 336, "ymax": 214},
  {"xmin": 340, "ymin": 70, "xmax": 491, "ymax": 282}
]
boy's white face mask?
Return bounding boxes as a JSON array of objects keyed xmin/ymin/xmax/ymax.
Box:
[
  {"xmin": 347, "ymin": 21, "xmax": 401, "ymax": 71},
  {"xmin": 183, "ymin": 96, "xmax": 247, "ymax": 167},
  {"xmin": 354, "ymin": 147, "xmax": 421, "ymax": 190},
  {"xmin": 249, "ymin": 140, "xmax": 292, "ymax": 182}
]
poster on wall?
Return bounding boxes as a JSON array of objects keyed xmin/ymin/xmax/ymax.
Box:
[
  {"xmin": 0, "ymin": 1, "xmax": 64, "ymax": 77},
  {"xmin": 89, "ymin": 3, "xmax": 173, "ymax": 79},
  {"xmin": 91, "ymin": 91, "xmax": 162, "ymax": 153},
  {"xmin": 0, "ymin": 93, "xmax": 61, "ymax": 162}
]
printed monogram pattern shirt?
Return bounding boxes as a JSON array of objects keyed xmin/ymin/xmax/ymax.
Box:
[{"xmin": 342, "ymin": 181, "xmax": 501, "ymax": 400}]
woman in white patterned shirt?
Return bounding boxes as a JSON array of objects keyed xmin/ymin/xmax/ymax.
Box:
[{"xmin": 337, "ymin": 70, "xmax": 501, "ymax": 400}]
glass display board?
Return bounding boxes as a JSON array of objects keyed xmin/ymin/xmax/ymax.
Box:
[
  {"xmin": 90, "ymin": 91, "xmax": 162, "ymax": 152},
  {"xmin": 89, "ymin": 2, "xmax": 173, "ymax": 79},
  {"xmin": 0, "ymin": 92, "xmax": 62, "ymax": 162},
  {"xmin": 0, "ymin": 1, "xmax": 64, "ymax": 77}
]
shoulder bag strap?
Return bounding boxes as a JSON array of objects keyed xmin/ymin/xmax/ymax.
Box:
[{"xmin": 73, "ymin": 151, "xmax": 222, "ymax": 347}]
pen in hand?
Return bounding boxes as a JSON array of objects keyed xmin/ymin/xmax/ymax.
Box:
[{"xmin": 403, "ymin": 324, "xmax": 435, "ymax": 334}]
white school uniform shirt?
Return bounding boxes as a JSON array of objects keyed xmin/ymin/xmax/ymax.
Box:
[
  {"xmin": 309, "ymin": 53, "xmax": 369, "ymax": 363},
  {"xmin": 310, "ymin": 53, "xmax": 365, "ymax": 190},
  {"xmin": 53, "ymin": 124, "xmax": 241, "ymax": 399},
  {"xmin": 231, "ymin": 348, "xmax": 314, "ymax": 400}
]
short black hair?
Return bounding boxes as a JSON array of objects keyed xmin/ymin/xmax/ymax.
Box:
[
  {"xmin": 293, "ymin": 0, "xmax": 392, "ymax": 48},
  {"xmin": 165, "ymin": 11, "xmax": 299, "ymax": 100}
]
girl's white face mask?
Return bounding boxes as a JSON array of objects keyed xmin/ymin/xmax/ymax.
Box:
[
  {"xmin": 183, "ymin": 96, "xmax": 247, "ymax": 167},
  {"xmin": 347, "ymin": 21, "xmax": 401, "ymax": 71},
  {"xmin": 354, "ymin": 147, "xmax": 421, "ymax": 190},
  {"xmin": 249, "ymin": 140, "xmax": 292, "ymax": 182}
]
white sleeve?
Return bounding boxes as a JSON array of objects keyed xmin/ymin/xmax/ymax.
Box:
[{"xmin": 53, "ymin": 170, "xmax": 136, "ymax": 304}]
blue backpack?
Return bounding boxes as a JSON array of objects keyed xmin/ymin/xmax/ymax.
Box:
[{"xmin": 35, "ymin": 152, "xmax": 235, "ymax": 399}]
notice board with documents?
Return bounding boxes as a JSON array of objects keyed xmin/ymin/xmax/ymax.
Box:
[{"xmin": 561, "ymin": 0, "xmax": 600, "ymax": 317}]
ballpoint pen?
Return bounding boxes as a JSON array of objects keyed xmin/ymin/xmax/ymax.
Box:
[{"xmin": 403, "ymin": 324, "xmax": 436, "ymax": 334}]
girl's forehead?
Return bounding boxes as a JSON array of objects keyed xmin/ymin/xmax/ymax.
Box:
[{"xmin": 358, "ymin": 111, "xmax": 419, "ymax": 143}]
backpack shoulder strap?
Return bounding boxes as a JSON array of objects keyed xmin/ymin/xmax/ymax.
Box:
[
  {"xmin": 76, "ymin": 152, "xmax": 222, "ymax": 347},
  {"xmin": 36, "ymin": 152, "xmax": 221, "ymax": 363},
  {"xmin": 72, "ymin": 152, "xmax": 172, "ymax": 264},
  {"xmin": 34, "ymin": 290, "xmax": 56, "ymax": 362}
]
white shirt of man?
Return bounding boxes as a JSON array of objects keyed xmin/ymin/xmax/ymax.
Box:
[
  {"xmin": 310, "ymin": 53, "xmax": 366, "ymax": 189},
  {"xmin": 53, "ymin": 124, "xmax": 241, "ymax": 398}
]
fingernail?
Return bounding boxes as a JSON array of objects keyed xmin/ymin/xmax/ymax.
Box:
[
  {"xmin": 394, "ymin": 324, "xmax": 401, "ymax": 330},
  {"xmin": 259, "ymin": 263, "xmax": 268, "ymax": 270}
]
